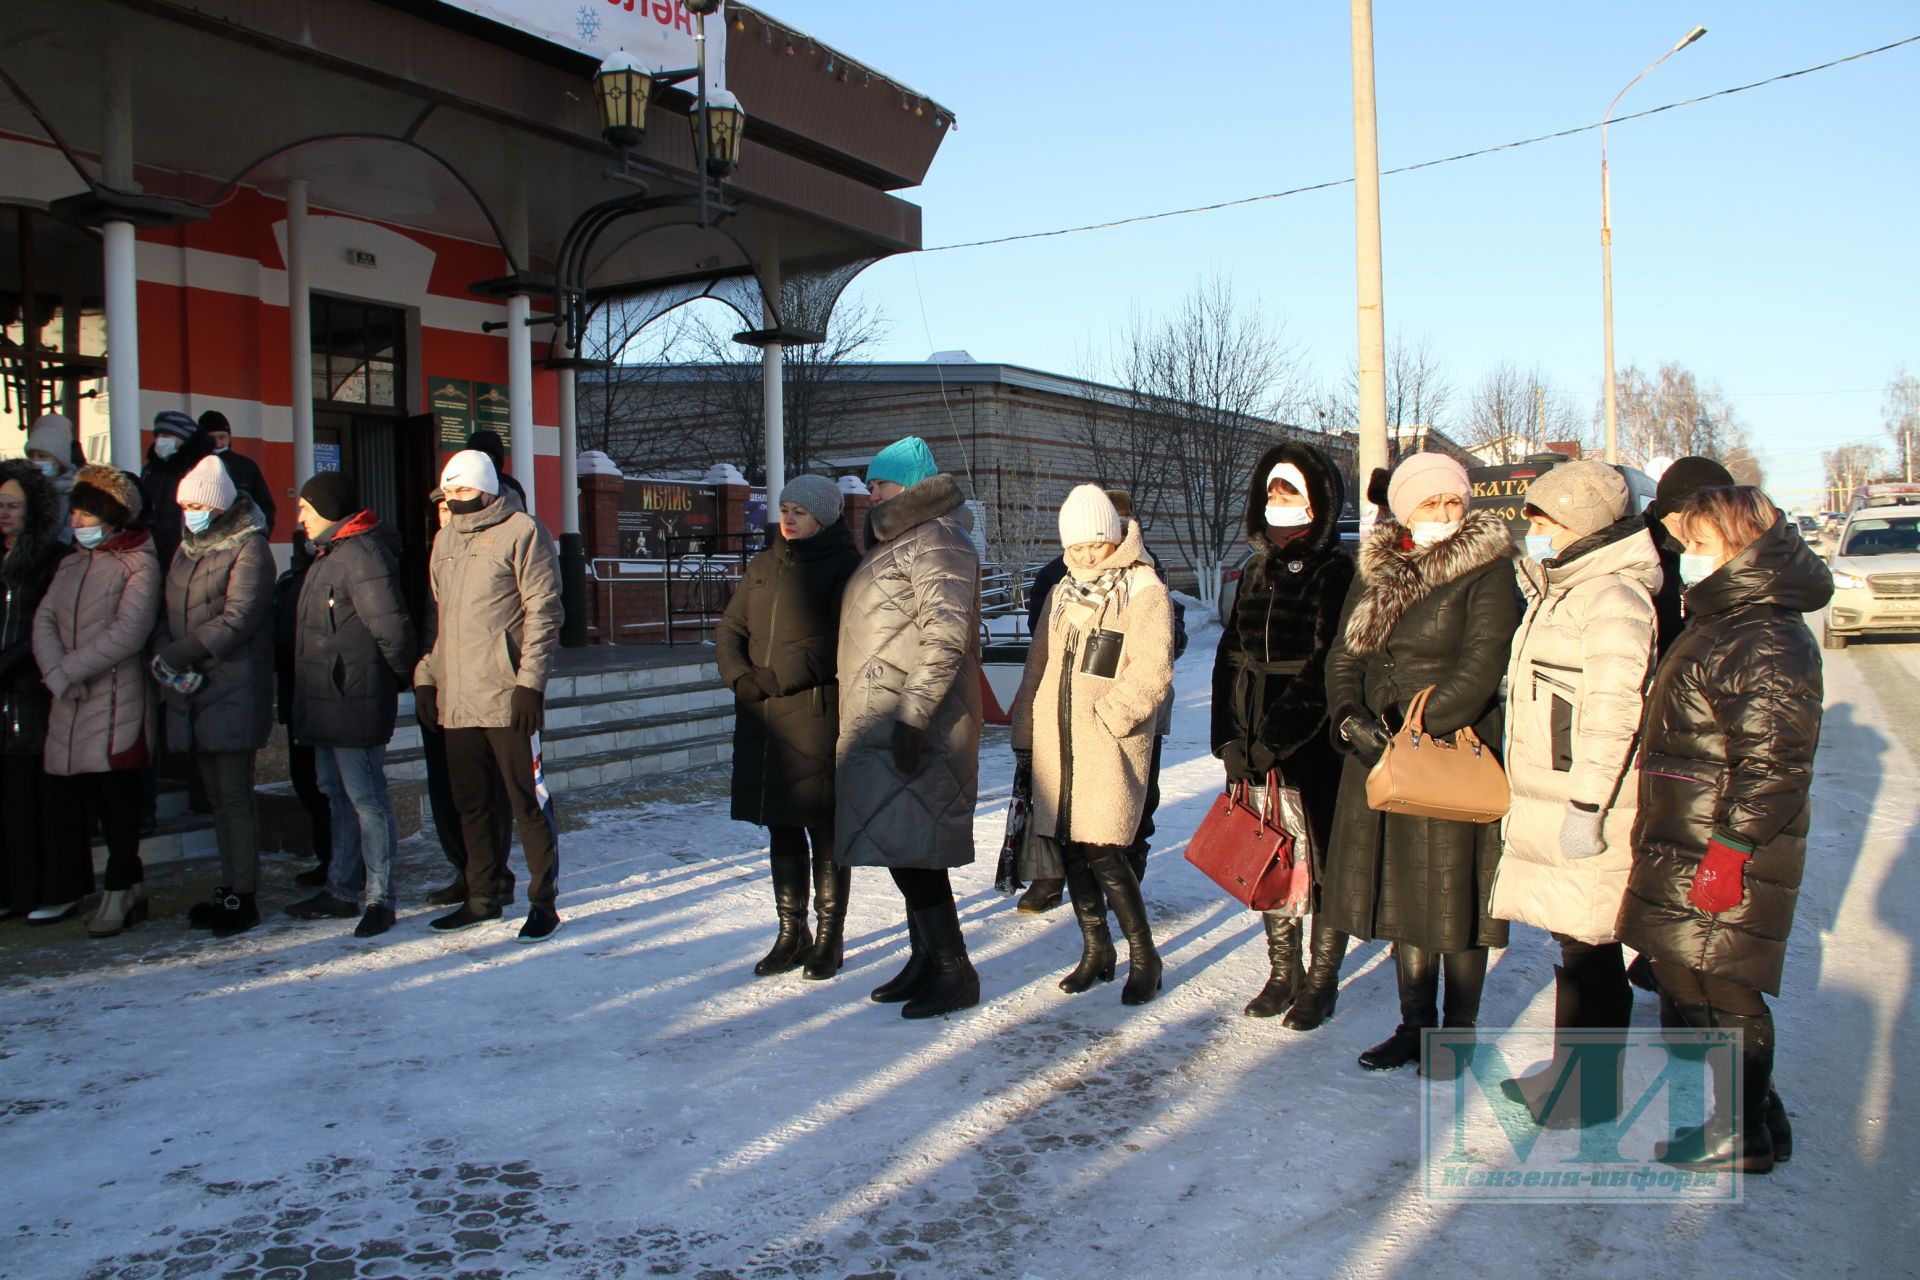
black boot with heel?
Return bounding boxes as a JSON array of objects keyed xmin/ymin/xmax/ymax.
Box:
[
  {"xmin": 1243, "ymin": 913, "xmax": 1302, "ymax": 1018},
  {"xmin": 1087, "ymin": 847, "xmax": 1161, "ymax": 1005},
  {"xmin": 754, "ymin": 849, "xmax": 813, "ymax": 976},
  {"xmin": 1058, "ymin": 845, "xmax": 1115, "ymax": 994}
]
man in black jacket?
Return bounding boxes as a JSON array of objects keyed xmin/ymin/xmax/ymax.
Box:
[
  {"xmin": 199, "ymin": 410, "xmax": 278, "ymax": 536},
  {"xmin": 141, "ymin": 410, "xmax": 214, "ymax": 572},
  {"xmin": 282, "ymin": 472, "xmax": 416, "ymax": 939}
]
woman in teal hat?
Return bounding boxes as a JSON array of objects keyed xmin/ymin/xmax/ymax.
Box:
[{"xmin": 834, "ymin": 437, "xmax": 985, "ymax": 1018}]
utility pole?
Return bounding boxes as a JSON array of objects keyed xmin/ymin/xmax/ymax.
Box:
[{"xmin": 1350, "ymin": 0, "xmax": 1388, "ymax": 523}]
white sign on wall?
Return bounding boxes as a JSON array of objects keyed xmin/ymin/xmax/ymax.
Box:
[{"xmin": 444, "ymin": 0, "xmax": 729, "ymax": 85}]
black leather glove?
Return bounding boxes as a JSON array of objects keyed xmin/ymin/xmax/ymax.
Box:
[
  {"xmin": 1339, "ymin": 713, "xmax": 1393, "ymax": 767},
  {"xmin": 730, "ymin": 672, "xmax": 768, "ymax": 703},
  {"xmin": 157, "ymin": 636, "xmax": 210, "ymax": 671},
  {"xmin": 510, "ymin": 686, "xmax": 545, "ymax": 737},
  {"xmin": 413, "ymin": 684, "xmax": 439, "ymax": 731},
  {"xmin": 891, "ymin": 720, "xmax": 926, "ymax": 775},
  {"xmin": 1223, "ymin": 741, "xmax": 1279, "ymax": 783}
]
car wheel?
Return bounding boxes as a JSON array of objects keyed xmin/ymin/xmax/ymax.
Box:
[{"xmin": 1822, "ymin": 624, "xmax": 1849, "ymax": 650}]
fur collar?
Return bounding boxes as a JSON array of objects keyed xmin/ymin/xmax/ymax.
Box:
[
  {"xmin": 177, "ymin": 494, "xmax": 267, "ymax": 559},
  {"xmin": 0, "ymin": 458, "xmax": 63, "ymax": 587},
  {"xmin": 868, "ymin": 473, "xmax": 968, "ymax": 544},
  {"xmin": 1343, "ymin": 508, "xmax": 1513, "ymax": 653}
]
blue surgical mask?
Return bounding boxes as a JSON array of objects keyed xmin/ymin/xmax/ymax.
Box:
[
  {"xmin": 33, "ymin": 459, "xmax": 58, "ymax": 478},
  {"xmin": 1524, "ymin": 533, "xmax": 1556, "ymax": 562},
  {"xmin": 1678, "ymin": 553, "xmax": 1718, "ymax": 586},
  {"xmin": 74, "ymin": 524, "xmax": 107, "ymax": 548},
  {"xmin": 184, "ymin": 509, "xmax": 214, "ymax": 535}
]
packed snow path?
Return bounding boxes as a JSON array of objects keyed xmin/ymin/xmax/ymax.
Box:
[{"xmin": 2, "ymin": 621, "xmax": 1914, "ymax": 1279}]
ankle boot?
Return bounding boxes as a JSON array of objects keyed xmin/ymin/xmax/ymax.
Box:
[
  {"xmin": 208, "ymin": 892, "xmax": 260, "ymax": 939},
  {"xmin": 802, "ymin": 846, "xmax": 849, "ymax": 981},
  {"xmin": 1283, "ymin": 917, "xmax": 1348, "ymax": 1030},
  {"xmin": 88, "ymin": 887, "xmax": 150, "ymax": 939},
  {"xmin": 1087, "ymin": 847, "xmax": 1161, "ymax": 1005},
  {"xmin": 1359, "ymin": 944, "xmax": 1438, "ymax": 1071},
  {"xmin": 1243, "ymin": 913, "xmax": 1303, "ymax": 1017},
  {"xmin": 1016, "ymin": 877, "xmax": 1064, "ymax": 914},
  {"xmin": 754, "ymin": 849, "xmax": 812, "ymax": 976},
  {"xmin": 1058, "ymin": 845, "xmax": 1115, "ymax": 994},
  {"xmin": 870, "ymin": 911, "xmax": 929, "ymax": 1003},
  {"xmin": 1656, "ymin": 1007, "xmax": 1777, "ymax": 1174},
  {"xmin": 187, "ymin": 885, "xmax": 232, "ymax": 930},
  {"xmin": 901, "ymin": 899, "xmax": 979, "ymax": 1019}
]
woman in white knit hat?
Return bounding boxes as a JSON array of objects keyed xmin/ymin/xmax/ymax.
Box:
[
  {"xmin": 157, "ymin": 453, "xmax": 276, "ymax": 937},
  {"xmin": 1011, "ymin": 485, "xmax": 1176, "ymax": 1005}
]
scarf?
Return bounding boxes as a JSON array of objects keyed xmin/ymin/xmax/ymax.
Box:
[{"xmin": 1052, "ymin": 565, "xmax": 1130, "ymax": 634}]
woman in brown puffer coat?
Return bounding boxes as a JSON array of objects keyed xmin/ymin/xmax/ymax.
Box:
[
  {"xmin": 1619, "ymin": 486, "xmax": 1829, "ymax": 1176},
  {"xmin": 155, "ymin": 455, "xmax": 275, "ymax": 938},
  {"xmin": 1012, "ymin": 486, "xmax": 1175, "ymax": 1007},
  {"xmin": 1, "ymin": 459, "xmax": 74, "ymax": 921},
  {"xmin": 33, "ymin": 465, "xmax": 161, "ymax": 936}
]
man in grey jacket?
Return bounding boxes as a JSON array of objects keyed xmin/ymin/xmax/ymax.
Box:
[{"xmin": 413, "ymin": 450, "xmax": 564, "ymax": 942}]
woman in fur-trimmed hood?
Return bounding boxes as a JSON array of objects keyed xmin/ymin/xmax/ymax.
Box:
[{"xmin": 1321, "ymin": 451, "xmax": 1520, "ymax": 1074}]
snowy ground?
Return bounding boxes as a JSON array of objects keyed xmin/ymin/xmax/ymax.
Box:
[{"xmin": 2, "ymin": 620, "xmax": 1916, "ymax": 1279}]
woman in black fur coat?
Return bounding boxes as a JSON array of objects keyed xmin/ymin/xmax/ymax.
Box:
[{"xmin": 1211, "ymin": 442, "xmax": 1356, "ymax": 1026}]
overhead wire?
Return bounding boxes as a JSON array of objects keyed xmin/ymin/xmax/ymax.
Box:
[{"xmin": 920, "ymin": 34, "xmax": 1920, "ymax": 254}]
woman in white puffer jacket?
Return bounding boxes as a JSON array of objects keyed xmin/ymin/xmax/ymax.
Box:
[{"xmin": 1492, "ymin": 460, "xmax": 1661, "ymax": 1127}]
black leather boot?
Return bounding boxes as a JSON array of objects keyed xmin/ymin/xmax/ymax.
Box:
[
  {"xmin": 754, "ymin": 849, "xmax": 812, "ymax": 976},
  {"xmin": 1656, "ymin": 1007, "xmax": 1777, "ymax": 1174},
  {"xmin": 1087, "ymin": 847, "xmax": 1161, "ymax": 1005},
  {"xmin": 870, "ymin": 911, "xmax": 929, "ymax": 1003},
  {"xmin": 1359, "ymin": 944, "xmax": 1438, "ymax": 1071},
  {"xmin": 802, "ymin": 843, "xmax": 850, "ymax": 981},
  {"xmin": 1283, "ymin": 917, "xmax": 1348, "ymax": 1030},
  {"xmin": 1016, "ymin": 878, "xmax": 1064, "ymax": 914},
  {"xmin": 1058, "ymin": 844, "xmax": 1115, "ymax": 994},
  {"xmin": 901, "ymin": 899, "xmax": 979, "ymax": 1019},
  {"xmin": 1243, "ymin": 913, "xmax": 1302, "ymax": 1018},
  {"xmin": 187, "ymin": 885, "xmax": 233, "ymax": 930}
]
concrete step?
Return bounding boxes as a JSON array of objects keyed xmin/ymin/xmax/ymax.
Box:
[
  {"xmin": 540, "ymin": 731, "xmax": 731, "ymax": 792},
  {"xmin": 387, "ymin": 677, "xmax": 730, "ymax": 755},
  {"xmin": 384, "ymin": 703, "xmax": 734, "ymax": 781},
  {"xmin": 90, "ymin": 812, "xmax": 219, "ymax": 874}
]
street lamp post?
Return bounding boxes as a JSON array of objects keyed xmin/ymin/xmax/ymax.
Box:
[{"xmin": 1601, "ymin": 24, "xmax": 1706, "ymax": 464}]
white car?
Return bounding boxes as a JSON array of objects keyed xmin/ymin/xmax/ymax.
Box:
[{"xmin": 1824, "ymin": 503, "xmax": 1920, "ymax": 649}]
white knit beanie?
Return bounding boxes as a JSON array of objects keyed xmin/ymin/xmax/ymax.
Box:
[
  {"xmin": 176, "ymin": 455, "xmax": 236, "ymax": 510},
  {"xmin": 1057, "ymin": 483, "xmax": 1124, "ymax": 547},
  {"xmin": 440, "ymin": 449, "xmax": 500, "ymax": 495}
]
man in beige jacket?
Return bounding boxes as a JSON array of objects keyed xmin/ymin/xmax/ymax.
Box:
[{"xmin": 413, "ymin": 450, "xmax": 564, "ymax": 942}]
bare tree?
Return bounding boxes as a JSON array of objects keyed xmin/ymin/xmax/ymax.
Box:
[
  {"xmin": 1884, "ymin": 369, "xmax": 1919, "ymax": 482},
  {"xmin": 1069, "ymin": 315, "xmax": 1177, "ymax": 532},
  {"xmin": 1310, "ymin": 329, "xmax": 1456, "ymax": 437},
  {"xmin": 1110, "ymin": 275, "xmax": 1305, "ymax": 612},
  {"xmin": 1463, "ymin": 363, "xmax": 1590, "ymax": 463},
  {"xmin": 1608, "ymin": 362, "xmax": 1749, "ymax": 469},
  {"xmin": 984, "ymin": 440, "xmax": 1062, "ymax": 623},
  {"xmin": 575, "ymin": 302, "xmax": 702, "ymax": 473},
  {"xmin": 1823, "ymin": 442, "xmax": 1886, "ymax": 507}
]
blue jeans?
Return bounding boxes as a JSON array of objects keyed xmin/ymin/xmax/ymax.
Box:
[{"xmin": 317, "ymin": 745, "xmax": 398, "ymax": 910}]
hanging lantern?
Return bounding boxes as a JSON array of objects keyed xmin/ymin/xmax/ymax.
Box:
[
  {"xmin": 594, "ymin": 52, "xmax": 651, "ymax": 149},
  {"xmin": 681, "ymin": 0, "xmax": 721, "ymax": 12},
  {"xmin": 696, "ymin": 87, "xmax": 746, "ymax": 178}
]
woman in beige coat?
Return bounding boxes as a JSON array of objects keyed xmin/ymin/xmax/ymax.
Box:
[
  {"xmin": 34, "ymin": 465, "xmax": 161, "ymax": 936},
  {"xmin": 1491, "ymin": 460, "xmax": 1660, "ymax": 1125},
  {"xmin": 1012, "ymin": 486, "xmax": 1175, "ymax": 1006}
]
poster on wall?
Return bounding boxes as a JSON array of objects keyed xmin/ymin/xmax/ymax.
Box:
[
  {"xmin": 430, "ymin": 377, "xmax": 473, "ymax": 450},
  {"xmin": 616, "ymin": 479, "xmax": 717, "ymax": 558},
  {"xmin": 436, "ymin": 1, "xmax": 727, "ymax": 85},
  {"xmin": 314, "ymin": 443, "xmax": 342, "ymax": 473},
  {"xmin": 473, "ymin": 382, "xmax": 511, "ymax": 450}
]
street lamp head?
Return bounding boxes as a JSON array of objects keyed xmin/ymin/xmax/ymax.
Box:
[
  {"xmin": 1675, "ymin": 25, "xmax": 1708, "ymax": 51},
  {"xmin": 681, "ymin": 0, "xmax": 722, "ymax": 14},
  {"xmin": 696, "ymin": 86, "xmax": 746, "ymax": 177},
  {"xmin": 594, "ymin": 52, "xmax": 652, "ymax": 149}
]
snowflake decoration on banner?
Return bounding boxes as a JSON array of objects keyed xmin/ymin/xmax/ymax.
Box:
[{"xmin": 576, "ymin": 5, "xmax": 602, "ymax": 42}]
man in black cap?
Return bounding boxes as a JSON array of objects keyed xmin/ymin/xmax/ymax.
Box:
[
  {"xmin": 198, "ymin": 411, "xmax": 278, "ymax": 536},
  {"xmin": 1643, "ymin": 455, "xmax": 1736, "ymax": 657},
  {"xmin": 465, "ymin": 430, "xmax": 526, "ymax": 506},
  {"xmin": 141, "ymin": 410, "xmax": 213, "ymax": 571}
]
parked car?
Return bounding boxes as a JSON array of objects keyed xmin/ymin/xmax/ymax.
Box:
[
  {"xmin": 1796, "ymin": 513, "xmax": 1824, "ymax": 546},
  {"xmin": 1824, "ymin": 503, "xmax": 1920, "ymax": 649}
]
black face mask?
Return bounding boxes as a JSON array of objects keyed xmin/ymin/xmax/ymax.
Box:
[{"xmin": 446, "ymin": 495, "xmax": 487, "ymax": 515}]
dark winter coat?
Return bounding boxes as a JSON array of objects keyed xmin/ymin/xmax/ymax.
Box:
[
  {"xmin": 1647, "ymin": 513, "xmax": 1690, "ymax": 659},
  {"xmin": 141, "ymin": 430, "xmax": 216, "ymax": 572},
  {"xmin": 156, "ymin": 496, "xmax": 275, "ymax": 753},
  {"xmin": 214, "ymin": 448, "xmax": 278, "ymax": 539},
  {"xmin": 1211, "ymin": 443, "xmax": 1355, "ymax": 872},
  {"xmin": 835, "ymin": 474, "xmax": 982, "ymax": 869},
  {"xmin": 1616, "ymin": 515, "xmax": 1830, "ymax": 995},
  {"xmin": 292, "ymin": 511, "xmax": 416, "ymax": 749},
  {"xmin": 715, "ymin": 518, "xmax": 861, "ymax": 827},
  {"xmin": 0, "ymin": 460, "xmax": 71, "ymax": 755},
  {"xmin": 1321, "ymin": 509, "xmax": 1521, "ymax": 952},
  {"xmin": 270, "ymin": 540, "xmax": 315, "ymax": 725}
]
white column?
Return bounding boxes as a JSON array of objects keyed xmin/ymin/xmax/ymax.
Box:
[
  {"xmin": 761, "ymin": 261, "xmax": 785, "ymax": 502},
  {"xmin": 286, "ymin": 179, "xmax": 314, "ymax": 485},
  {"xmin": 556, "ymin": 327, "xmax": 580, "ymax": 536},
  {"xmin": 506, "ymin": 293, "xmax": 536, "ymax": 516},
  {"xmin": 102, "ymin": 24, "xmax": 141, "ymax": 471}
]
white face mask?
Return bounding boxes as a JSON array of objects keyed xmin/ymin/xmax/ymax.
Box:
[
  {"xmin": 1410, "ymin": 519, "xmax": 1462, "ymax": 548},
  {"xmin": 1265, "ymin": 504, "xmax": 1312, "ymax": 528},
  {"xmin": 153, "ymin": 436, "xmax": 179, "ymax": 460},
  {"xmin": 1678, "ymin": 552, "xmax": 1718, "ymax": 586}
]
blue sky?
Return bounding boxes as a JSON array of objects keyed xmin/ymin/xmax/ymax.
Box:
[{"xmin": 756, "ymin": 1, "xmax": 1919, "ymax": 505}]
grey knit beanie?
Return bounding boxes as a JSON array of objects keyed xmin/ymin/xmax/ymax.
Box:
[
  {"xmin": 1524, "ymin": 460, "xmax": 1628, "ymax": 537},
  {"xmin": 780, "ymin": 474, "xmax": 843, "ymax": 529}
]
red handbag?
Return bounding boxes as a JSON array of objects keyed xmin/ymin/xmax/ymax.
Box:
[{"xmin": 1184, "ymin": 771, "xmax": 1314, "ymax": 914}]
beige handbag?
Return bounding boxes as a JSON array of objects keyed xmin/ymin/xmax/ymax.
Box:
[{"xmin": 1365, "ymin": 686, "xmax": 1509, "ymax": 823}]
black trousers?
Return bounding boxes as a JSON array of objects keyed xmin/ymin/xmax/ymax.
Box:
[
  {"xmin": 45, "ymin": 769, "xmax": 141, "ymax": 891},
  {"xmin": 421, "ymin": 723, "xmax": 511, "ymax": 880},
  {"xmin": 287, "ymin": 743, "xmax": 333, "ymax": 864},
  {"xmin": 4, "ymin": 755, "xmax": 97, "ymax": 906},
  {"xmin": 1650, "ymin": 959, "xmax": 1768, "ymax": 1017},
  {"xmin": 442, "ymin": 727, "xmax": 558, "ymax": 909}
]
